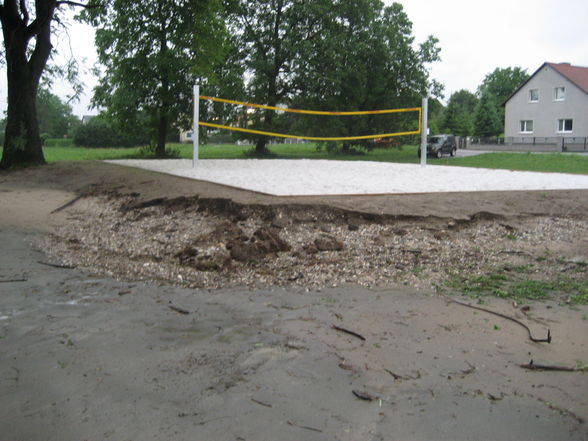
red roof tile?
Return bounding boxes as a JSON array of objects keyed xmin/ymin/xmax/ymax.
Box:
[{"xmin": 547, "ymin": 62, "xmax": 588, "ymax": 94}]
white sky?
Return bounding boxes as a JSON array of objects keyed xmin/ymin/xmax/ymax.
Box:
[
  {"xmin": 1, "ymin": 0, "xmax": 588, "ymax": 117},
  {"xmin": 397, "ymin": 0, "xmax": 588, "ymax": 100}
]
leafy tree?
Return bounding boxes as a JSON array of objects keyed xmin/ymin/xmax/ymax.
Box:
[
  {"xmin": 478, "ymin": 66, "xmax": 529, "ymax": 104},
  {"xmin": 73, "ymin": 115, "xmax": 119, "ymax": 148},
  {"xmin": 427, "ymin": 98, "xmax": 444, "ymax": 135},
  {"xmin": 473, "ymin": 92, "xmax": 501, "ymax": 138},
  {"xmin": 226, "ymin": 0, "xmax": 317, "ymax": 156},
  {"xmin": 81, "ymin": 0, "xmax": 225, "ymax": 158},
  {"xmin": 198, "ymin": 32, "xmax": 246, "ymax": 144},
  {"xmin": 73, "ymin": 113, "xmax": 152, "ymax": 148},
  {"xmin": 477, "ymin": 66, "xmax": 529, "ymax": 132},
  {"xmin": 442, "ymin": 89, "xmax": 477, "ymax": 136},
  {"xmin": 290, "ymin": 1, "xmax": 441, "ymax": 153},
  {"xmin": 0, "ymin": 0, "xmax": 94, "ymax": 169},
  {"xmin": 37, "ymin": 88, "xmax": 79, "ymax": 139}
]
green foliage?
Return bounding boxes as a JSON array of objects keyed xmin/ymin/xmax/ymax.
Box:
[
  {"xmin": 478, "ymin": 66, "xmax": 529, "ymax": 105},
  {"xmin": 73, "ymin": 114, "xmax": 151, "ymax": 148},
  {"xmin": 447, "ymin": 271, "xmax": 588, "ymax": 303},
  {"xmin": 442, "ymin": 90, "xmax": 477, "ymax": 136},
  {"xmin": 137, "ymin": 145, "xmax": 181, "ymax": 158},
  {"xmin": 37, "ymin": 88, "xmax": 80, "ymax": 138},
  {"xmin": 477, "ymin": 66, "xmax": 529, "ymax": 132},
  {"xmin": 225, "ymin": 0, "xmax": 441, "ymax": 155},
  {"xmin": 73, "ymin": 116, "xmax": 120, "ymax": 148},
  {"xmin": 81, "ymin": 0, "xmax": 226, "ymax": 156},
  {"xmin": 427, "ymin": 98, "xmax": 445, "ymax": 135},
  {"xmin": 0, "ymin": 1, "xmax": 89, "ymax": 169},
  {"xmin": 474, "ymin": 92, "xmax": 502, "ymax": 137},
  {"xmin": 291, "ymin": 1, "xmax": 441, "ymax": 150}
]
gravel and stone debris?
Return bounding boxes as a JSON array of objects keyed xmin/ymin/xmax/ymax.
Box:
[{"xmin": 41, "ymin": 193, "xmax": 588, "ymax": 296}]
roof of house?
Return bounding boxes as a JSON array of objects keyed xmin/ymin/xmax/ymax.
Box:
[
  {"xmin": 503, "ymin": 62, "xmax": 588, "ymax": 105},
  {"xmin": 548, "ymin": 62, "xmax": 588, "ymax": 94}
]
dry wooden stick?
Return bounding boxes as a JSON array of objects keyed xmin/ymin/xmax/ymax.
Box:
[
  {"xmin": 520, "ymin": 360, "xmax": 577, "ymax": 372},
  {"xmin": 37, "ymin": 261, "xmax": 75, "ymax": 269},
  {"xmin": 251, "ymin": 398, "xmax": 272, "ymax": 408},
  {"xmin": 50, "ymin": 194, "xmax": 85, "ymax": 214},
  {"xmin": 352, "ymin": 390, "xmax": 376, "ymax": 401},
  {"xmin": 0, "ymin": 278, "xmax": 27, "ymax": 283},
  {"xmin": 287, "ymin": 420, "xmax": 323, "ymax": 433},
  {"xmin": 168, "ymin": 305, "xmax": 190, "ymax": 315},
  {"xmin": 331, "ymin": 324, "xmax": 366, "ymax": 341},
  {"xmin": 446, "ymin": 296, "xmax": 551, "ymax": 343}
]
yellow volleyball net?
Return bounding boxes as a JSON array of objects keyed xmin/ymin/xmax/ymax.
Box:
[{"xmin": 197, "ymin": 95, "xmax": 422, "ymax": 142}]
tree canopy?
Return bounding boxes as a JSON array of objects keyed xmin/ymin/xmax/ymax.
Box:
[
  {"xmin": 442, "ymin": 89, "xmax": 477, "ymax": 136},
  {"xmin": 81, "ymin": 0, "xmax": 226, "ymax": 157},
  {"xmin": 2, "ymin": 0, "xmax": 442, "ymax": 166},
  {"xmin": 37, "ymin": 88, "xmax": 79, "ymax": 139},
  {"xmin": 0, "ymin": 0, "xmax": 92, "ymax": 169},
  {"xmin": 478, "ymin": 66, "xmax": 529, "ymax": 105},
  {"xmin": 477, "ymin": 66, "xmax": 529, "ymax": 133},
  {"xmin": 224, "ymin": 0, "xmax": 441, "ymax": 155},
  {"xmin": 294, "ymin": 1, "xmax": 440, "ymax": 149},
  {"xmin": 473, "ymin": 91, "xmax": 502, "ymax": 138}
]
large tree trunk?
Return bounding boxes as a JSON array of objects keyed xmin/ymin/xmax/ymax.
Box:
[
  {"xmin": 156, "ymin": 110, "xmax": 168, "ymax": 158},
  {"xmin": 0, "ymin": 1, "xmax": 55, "ymax": 169},
  {"xmin": 1, "ymin": 64, "xmax": 45, "ymax": 168},
  {"xmin": 154, "ymin": 5, "xmax": 169, "ymax": 159},
  {"xmin": 254, "ymin": 109, "xmax": 272, "ymax": 156}
]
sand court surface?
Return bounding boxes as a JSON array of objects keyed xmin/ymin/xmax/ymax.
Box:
[{"xmin": 106, "ymin": 158, "xmax": 588, "ymax": 196}]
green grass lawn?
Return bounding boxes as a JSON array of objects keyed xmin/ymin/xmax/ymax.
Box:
[{"xmin": 3, "ymin": 143, "xmax": 588, "ymax": 174}]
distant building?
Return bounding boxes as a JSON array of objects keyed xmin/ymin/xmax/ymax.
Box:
[
  {"xmin": 504, "ymin": 62, "xmax": 588, "ymax": 140},
  {"xmin": 81, "ymin": 115, "xmax": 96, "ymax": 125},
  {"xmin": 179, "ymin": 130, "xmax": 193, "ymax": 143}
]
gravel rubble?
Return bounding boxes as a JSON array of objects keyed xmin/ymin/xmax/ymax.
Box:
[{"xmin": 41, "ymin": 194, "xmax": 588, "ymax": 298}]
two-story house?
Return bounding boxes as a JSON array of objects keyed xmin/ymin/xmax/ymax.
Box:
[{"xmin": 504, "ymin": 62, "xmax": 588, "ymax": 146}]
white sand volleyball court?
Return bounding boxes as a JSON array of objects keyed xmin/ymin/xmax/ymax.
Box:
[{"xmin": 107, "ymin": 159, "xmax": 588, "ymax": 196}]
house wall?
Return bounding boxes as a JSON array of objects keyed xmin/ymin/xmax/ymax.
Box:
[
  {"xmin": 179, "ymin": 130, "xmax": 193, "ymax": 143},
  {"xmin": 505, "ymin": 65, "xmax": 588, "ymax": 138}
]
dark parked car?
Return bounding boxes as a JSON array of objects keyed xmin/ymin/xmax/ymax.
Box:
[{"xmin": 418, "ymin": 134, "xmax": 457, "ymax": 158}]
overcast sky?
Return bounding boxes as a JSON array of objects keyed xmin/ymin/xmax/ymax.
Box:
[
  {"xmin": 399, "ymin": 0, "xmax": 588, "ymax": 100},
  {"xmin": 2, "ymin": 0, "xmax": 588, "ymax": 116}
]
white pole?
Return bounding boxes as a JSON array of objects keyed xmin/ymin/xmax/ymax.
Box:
[
  {"xmin": 420, "ymin": 96, "xmax": 428, "ymax": 167},
  {"xmin": 192, "ymin": 85, "xmax": 200, "ymax": 168}
]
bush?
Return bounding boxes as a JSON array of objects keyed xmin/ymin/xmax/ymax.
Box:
[
  {"xmin": 74, "ymin": 118, "xmax": 120, "ymax": 147},
  {"xmin": 73, "ymin": 117, "xmax": 152, "ymax": 148}
]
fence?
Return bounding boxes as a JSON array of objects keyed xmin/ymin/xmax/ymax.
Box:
[{"xmin": 465, "ymin": 137, "xmax": 588, "ymax": 152}]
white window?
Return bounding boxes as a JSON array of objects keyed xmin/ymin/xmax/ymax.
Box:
[
  {"xmin": 557, "ymin": 119, "xmax": 573, "ymax": 133},
  {"xmin": 519, "ymin": 120, "xmax": 533, "ymax": 133},
  {"xmin": 529, "ymin": 89, "xmax": 539, "ymax": 102},
  {"xmin": 554, "ymin": 87, "xmax": 565, "ymax": 101}
]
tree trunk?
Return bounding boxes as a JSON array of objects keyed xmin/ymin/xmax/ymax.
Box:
[
  {"xmin": 1, "ymin": 70, "xmax": 45, "ymax": 168},
  {"xmin": 253, "ymin": 0, "xmax": 284, "ymax": 158},
  {"xmin": 156, "ymin": 110, "xmax": 168, "ymax": 158},
  {"xmin": 254, "ymin": 109, "xmax": 273, "ymax": 156},
  {"xmin": 154, "ymin": 4, "xmax": 169, "ymax": 159},
  {"xmin": 0, "ymin": 1, "xmax": 55, "ymax": 169}
]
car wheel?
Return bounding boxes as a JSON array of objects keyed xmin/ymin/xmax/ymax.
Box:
[
  {"xmin": 450, "ymin": 147, "xmax": 456, "ymax": 157},
  {"xmin": 436, "ymin": 150, "xmax": 442, "ymax": 159}
]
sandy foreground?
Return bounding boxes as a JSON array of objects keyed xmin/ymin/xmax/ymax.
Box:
[{"xmin": 1, "ymin": 161, "xmax": 587, "ymax": 441}]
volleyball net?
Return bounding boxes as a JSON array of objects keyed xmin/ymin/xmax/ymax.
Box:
[{"xmin": 197, "ymin": 95, "xmax": 422, "ymax": 142}]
